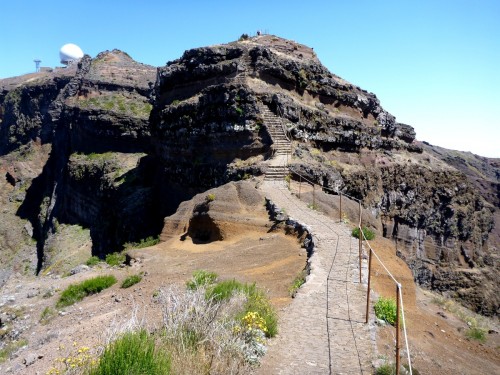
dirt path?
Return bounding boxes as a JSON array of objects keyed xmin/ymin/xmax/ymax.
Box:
[{"xmin": 256, "ymin": 180, "xmax": 374, "ymax": 375}]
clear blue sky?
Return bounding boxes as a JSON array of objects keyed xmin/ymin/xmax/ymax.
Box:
[{"xmin": 1, "ymin": 0, "xmax": 498, "ymax": 157}]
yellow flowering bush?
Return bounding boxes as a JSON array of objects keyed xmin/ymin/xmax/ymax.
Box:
[
  {"xmin": 241, "ymin": 311, "xmax": 267, "ymax": 334},
  {"xmin": 46, "ymin": 343, "xmax": 97, "ymax": 375}
]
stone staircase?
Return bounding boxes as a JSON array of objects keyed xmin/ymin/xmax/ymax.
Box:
[
  {"xmin": 265, "ymin": 164, "xmax": 288, "ymax": 181},
  {"xmin": 233, "ymin": 53, "xmax": 253, "ymax": 85},
  {"xmin": 260, "ymin": 106, "xmax": 291, "ymax": 156},
  {"xmin": 260, "ymin": 105, "xmax": 292, "ymax": 181}
]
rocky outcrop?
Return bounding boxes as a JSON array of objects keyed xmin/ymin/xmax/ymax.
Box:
[
  {"xmin": 161, "ymin": 180, "xmax": 270, "ymax": 243},
  {"xmin": 0, "ymin": 35, "xmax": 497, "ymax": 315},
  {"xmin": 151, "ymin": 83, "xmax": 268, "ymax": 187},
  {"xmin": 247, "ymin": 40, "xmax": 420, "ymax": 152},
  {"xmin": 150, "ymin": 35, "xmax": 422, "ymax": 190},
  {"xmin": 0, "ymin": 69, "xmax": 74, "ymax": 154},
  {"xmin": 0, "ymin": 50, "xmax": 162, "ymax": 264}
]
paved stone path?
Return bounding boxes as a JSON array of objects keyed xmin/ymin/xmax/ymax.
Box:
[{"xmin": 256, "ymin": 180, "xmax": 374, "ymax": 375}]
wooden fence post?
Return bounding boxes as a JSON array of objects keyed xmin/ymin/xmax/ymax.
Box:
[
  {"xmin": 359, "ymin": 201, "xmax": 362, "ymax": 283},
  {"xmin": 396, "ymin": 284, "xmax": 401, "ymax": 375}
]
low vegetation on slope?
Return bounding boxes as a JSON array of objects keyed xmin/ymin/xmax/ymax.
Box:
[
  {"xmin": 77, "ymin": 92, "xmax": 152, "ymax": 119},
  {"xmin": 48, "ymin": 271, "xmax": 277, "ymax": 374},
  {"xmin": 56, "ymin": 275, "xmax": 117, "ymax": 308},
  {"xmin": 88, "ymin": 330, "xmax": 170, "ymax": 375}
]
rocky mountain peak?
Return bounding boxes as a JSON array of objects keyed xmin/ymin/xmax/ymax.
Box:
[{"xmin": 0, "ymin": 35, "xmax": 498, "ymax": 316}]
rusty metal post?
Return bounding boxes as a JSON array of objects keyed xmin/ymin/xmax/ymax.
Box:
[
  {"xmin": 396, "ymin": 284, "xmax": 401, "ymax": 375},
  {"xmin": 359, "ymin": 230, "xmax": 362, "ymax": 283},
  {"xmin": 313, "ymin": 184, "xmax": 316, "ymax": 208},
  {"xmin": 365, "ymin": 248, "xmax": 372, "ymax": 323},
  {"xmin": 339, "ymin": 192, "xmax": 342, "ymax": 222},
  {"xmin": 358, "ymin": 201, "xmax": 362, "ymax": 283},
  {"xmin": 299, "ymin": 175, "xmax": 302, "ymax": 199}
]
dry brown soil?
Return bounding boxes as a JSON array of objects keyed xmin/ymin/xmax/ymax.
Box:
[
  {"xmin": 368, "ymin": 236, "xmax": 500, "ymax": 375},
  {"xmin": 1, "ymin": 181, "xmax": 498, "ymax": 375},
  {"xmin": 0, "ymin": 222, "xmax": 306, "ymax": 374}
]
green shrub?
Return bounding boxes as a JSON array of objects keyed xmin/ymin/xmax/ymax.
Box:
[
  {"xmin": 186, "ymin": 270, "xmax": 218, "ymax": 290},
  {"xmin": 137, "ymin": 236, "xmax": 160, "ymax": 248},
  {"xmin": 86, "ymin": 256, "xmax": 100, "ymax": 267},
  {"xmin": 124, "ymin": 236, "xmax": 160, "ymax": 250},
  {"xmin": 207, "ymin": 279, "xmax": 247, "ymax": 301},
  {"xmin": 374, "ymin": 297, "xmax": 398, "ymax": 326},
  {"xmin": 289, "ymin": 270, "xmax": 307, "ymax": 297},
  {"xmin": 352, "ymin": 226, "xmax": 375, "ymax": 240},
  {"xmin": 206, "ymin": 279, "xmax": 278, "ymax": 337},
  {"xmin": 375, "ymin": 363, "xmax": 419, "ymax": 375},
  {"xmin": 466, "ymin": 327, "xmax": 486, "ymax": 343},
  {"xmin": 105, "ymin": 252, "xmax": 126, "ymax": 266},
  {"xmin": 242, "ymin": 287, "xmax": 278, "ymax": 337},
  {"xmin": 56, "ymin": 275, "xmax": 117, "ymax": 308},
  {"xmin": 206, "ymin": 193, "xmax": 216, "ymax": 202},
  {"xmin": 375, "ymin": 363, "xmax": 395, "ymax": 375},
  {"xmin": 40, "ymin": 307, "xmax": 56, "ymax": 325},
  {"xmin": 122, "ymin": 274, "xmax": 142, "ymax": 289},
  {"xmin": 89, "ymin": 330, "xmax": 170, "ymax": 375}
]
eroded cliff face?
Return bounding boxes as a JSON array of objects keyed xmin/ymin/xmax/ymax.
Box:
[
  {"xmin": 150, "ymin": 35, "xmax": 419, "ymax": 187},
  {"xmin": 0, "ymin": 35, "xmax": 497, "ymax": 314},
  {"xmin": 0, "ymin": 50, "xmax": 164, "ymax": 267}
]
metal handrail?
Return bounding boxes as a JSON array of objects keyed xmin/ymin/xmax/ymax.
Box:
[{"xmin": 275, "ymin": 105, "xmax": 291, "ymax": 142}]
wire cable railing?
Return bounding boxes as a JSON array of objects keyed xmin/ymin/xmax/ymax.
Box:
[
  {"xmin": 282, "ymin": 166, "xmax": 413, "ymax": 375},
  {"xmin": 263, "ymin": 101, "xmax": 413, "ymax": 374},
  {"xmin": 266, "ymin": 172, "xmax": 367, "ymax": 374}
]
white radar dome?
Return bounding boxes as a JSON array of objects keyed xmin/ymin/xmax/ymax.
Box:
[{"xmin": 59, "ymin": 43, "xmax": 84, "ymax": 65}]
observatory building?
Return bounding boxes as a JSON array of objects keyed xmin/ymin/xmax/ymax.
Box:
[{"xmin": 60, "ymin": 43, "xmax": 84, "ymax": 66}]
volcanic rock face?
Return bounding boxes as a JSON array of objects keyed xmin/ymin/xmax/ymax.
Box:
[
  {"xmin": 0, "ymin": 36, "xmax": 498, "ymax": 314},
  {"xmin": 0, "ymin": 50, "xmax": 160, "ymax": 266}
]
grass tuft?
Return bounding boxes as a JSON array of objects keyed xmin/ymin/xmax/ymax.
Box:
[
  {"xmin": 186, "ymin": 270, "xmax": 218, "ymax": 290},
  {"xmin": 122, "ymin": 274, "xmax": 142, "ymax": 289},
  {"xmin": 466, "ymin": 327, "xmax": 487, "ymax": 343},
  {"xmin": 374, "ymin": 363, "xmax": 420, "ymax": 375},
  {"xmin": 289, "ymin": 269, "xmax": 307, "ymax": 297},
  {"xmin": 86, "ymin": 256, "xmax": 101, "ymax": 267},
  {"xmin": 40, "ymin": 306, "xmax": 56, "ymax": 325},
  {"xmin": 89, "ymin": 330, "xmax": 170, "ymax": 375},
  {"xmin": 352, "ymin": 226, "xmax": 375, "ymax": 240},
  {"xmin": 206, "ymin": 279, "xmax": 278, "ymax": 337},
  {"xmin": 375, "ymin": 363, "xmax": 395, "ymax": 375},
  {"xmin": 124, "ymin": 235, "xmax": 160, "ymax": 250},
  {"xmin": 56, "ymin": 275, "xmax": 117, "ymax": 308},
  {"xmin": 105, "ymin": 252, "xmax": 126, "ymax": 266},
  {"xmin": 0, "ymin": 339, "xmax": 28, "ymax": 363}
]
